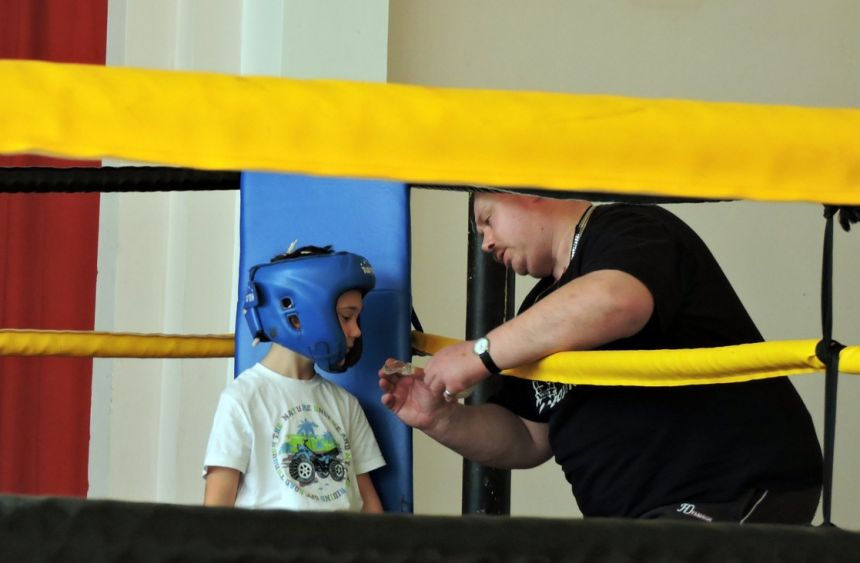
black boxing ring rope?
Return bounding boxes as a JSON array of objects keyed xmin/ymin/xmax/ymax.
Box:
[{"xmin": 1, "ymin": 166, "xmax": 719, "ymax": 202}]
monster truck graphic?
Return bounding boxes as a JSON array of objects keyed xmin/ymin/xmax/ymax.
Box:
[{"xmin": 279, "ymin": 423, "xmax": 346, "ymax": 486}]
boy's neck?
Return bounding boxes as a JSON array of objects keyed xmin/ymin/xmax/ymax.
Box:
[{"xmin": 260, "ymin": 344, "xmax": 316, "ymax": 380}]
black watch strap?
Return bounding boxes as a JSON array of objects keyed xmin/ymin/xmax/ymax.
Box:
[
  {"xmin": 474, "ymin": 337, "xmax": 502, "ymax": 374},
  {"xmin": 478, "ymin": 350, "xmax": 502, "ymax": 375}
]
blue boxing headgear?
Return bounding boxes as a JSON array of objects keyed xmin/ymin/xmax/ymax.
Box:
[{"xmin": 243, "ymin": 246, "xmax": 376, "ymax": 373}]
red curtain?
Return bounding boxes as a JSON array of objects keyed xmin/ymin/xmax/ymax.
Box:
[{"xmin": 0, "ymin": 0, "xmax": 107, "ymax": 496}]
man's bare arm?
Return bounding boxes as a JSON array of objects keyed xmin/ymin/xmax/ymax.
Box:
[
  {"xmin": 424, "ymin": 269, "xmax": 654, "ymax": 398},
  {"xmin": 424, "ymin": 402, "xmax": 552, "ymax": 469}
]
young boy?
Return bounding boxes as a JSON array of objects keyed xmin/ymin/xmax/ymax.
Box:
[{"xmin": 203, "ymin": 245, "xmax": 385, "ymax": 512}]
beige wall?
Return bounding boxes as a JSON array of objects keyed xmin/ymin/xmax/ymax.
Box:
[{"xmin": 391, "ymin": 0, "xmax": 860, "ymax": 525}]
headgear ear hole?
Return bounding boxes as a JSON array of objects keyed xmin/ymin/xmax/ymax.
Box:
[
  {"xmin": 288, "ymin": 314, "xmax": 301, "ymax": 330},
  {"xmin": 281, "ymin": 297, "xmax": 293, "ymax": 309}
]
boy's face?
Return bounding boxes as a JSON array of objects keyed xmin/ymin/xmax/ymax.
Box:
[{"xmin": 336, "ymin": 289, "xmax": 364, "ymax": 353}]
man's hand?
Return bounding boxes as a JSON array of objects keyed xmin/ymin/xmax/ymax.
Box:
[
  {"xmin": 378, "ymin": 358, "xmax": 553, "ymax": 469},
  {"xmin": 378, "ymin": 359, "xmax": 451, "ymax": 431},
  {"xmin": 422, "ymin": 340, "xmax": 491, "ymax": 401}
]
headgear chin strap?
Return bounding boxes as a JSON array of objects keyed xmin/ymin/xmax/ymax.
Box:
[{"xmin": 243, "ymin": 247, "xmax": 375, "ymax": 373}]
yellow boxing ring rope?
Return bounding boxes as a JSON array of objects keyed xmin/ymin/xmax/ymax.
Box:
[
  {"xmin": 413, "ymin": 332, "xmax": 860, "ymax": 386},
  {"xmin": 1, "ymin": 329, "xmax": 857, "ymax": 387},
  {"xmin": 1, "ymin": 59, "xmax": 859, "ymax": 205},
  {"xmin": 0, "ymin": 330, "xmax": 234, "ymax": 359}
]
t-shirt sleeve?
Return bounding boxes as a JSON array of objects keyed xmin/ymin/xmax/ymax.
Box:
[
  {"xmin": 347, "ymin": 398, "xmax": 386, "ymax": 475},
  {"xmin": 579, "ymin": 206, "xmax": 683, "ymax": 332},
  {"xmin": 201, "ymin": 391, "xmax": 253, "ymax": 478}
]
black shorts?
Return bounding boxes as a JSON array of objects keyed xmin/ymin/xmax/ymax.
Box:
[{"xmin": 637, "ymin": 486, "xmax": 821, "ymax": 524}]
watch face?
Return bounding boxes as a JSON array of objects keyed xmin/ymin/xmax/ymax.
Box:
[{"xmin": 473, "ymin": 337, "xmax": 489, "ymax": 355}]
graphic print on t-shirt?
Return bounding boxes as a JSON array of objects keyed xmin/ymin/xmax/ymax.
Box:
[
  {"xmin": 533, "ymin": 381, "xmax": 574, "ymax": 414},
  {"xmin": 271, "ymin": 402, "xmax": 353, "ymax": 504}
]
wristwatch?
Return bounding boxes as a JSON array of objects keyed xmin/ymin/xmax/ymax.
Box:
[{"xmin": 473, "ymin": 336, "xmax": 502, "ymax": 374}]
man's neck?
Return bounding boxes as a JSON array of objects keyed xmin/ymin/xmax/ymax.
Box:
[{"xmin": 552, "ymin": 200, "xmax": 593, "ymax": 280}]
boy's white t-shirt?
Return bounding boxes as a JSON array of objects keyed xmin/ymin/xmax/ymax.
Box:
[{"xmin": 203, "ymin": 363, "xmax": 385, "ymax": 511}]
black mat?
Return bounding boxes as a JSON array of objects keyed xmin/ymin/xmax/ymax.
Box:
[{"xmin": 2, "ymin": 494, "xmax": 859, "ymax": 563}]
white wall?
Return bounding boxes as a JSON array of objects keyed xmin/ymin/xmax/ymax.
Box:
[
  {"xmin": 92, "ymin": 0, "xmax": 389, "ymax": 503},
  {"xmin": 390, "ymin": 0, "xmax": 860, "ymax": 526},
  {"xmin": 90, "ymin": 0, "xmax": 860, "ymax": 530}
]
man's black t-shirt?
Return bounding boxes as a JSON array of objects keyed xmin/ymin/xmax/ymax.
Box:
[{"xmin": 490, "ymin": 203, "xmax": 823, "ymax": 518}]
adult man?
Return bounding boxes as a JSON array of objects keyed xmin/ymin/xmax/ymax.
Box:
[{"xmin": 379, "ymin": 192, "xmax": 823, "ymax": 523}]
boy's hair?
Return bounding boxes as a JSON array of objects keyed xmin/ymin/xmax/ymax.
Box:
[
  {"xmin": 270, "ymin": 244, "xmax": 333, "ymax": 262},
  {"xmin": 243, "ymin": 245, "xmax": 375, "ymax": 372}
]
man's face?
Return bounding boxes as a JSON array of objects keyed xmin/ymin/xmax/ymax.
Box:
[{"xmin": 473, "ymin": 193, "xmax": 550, "ymax": 277}]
